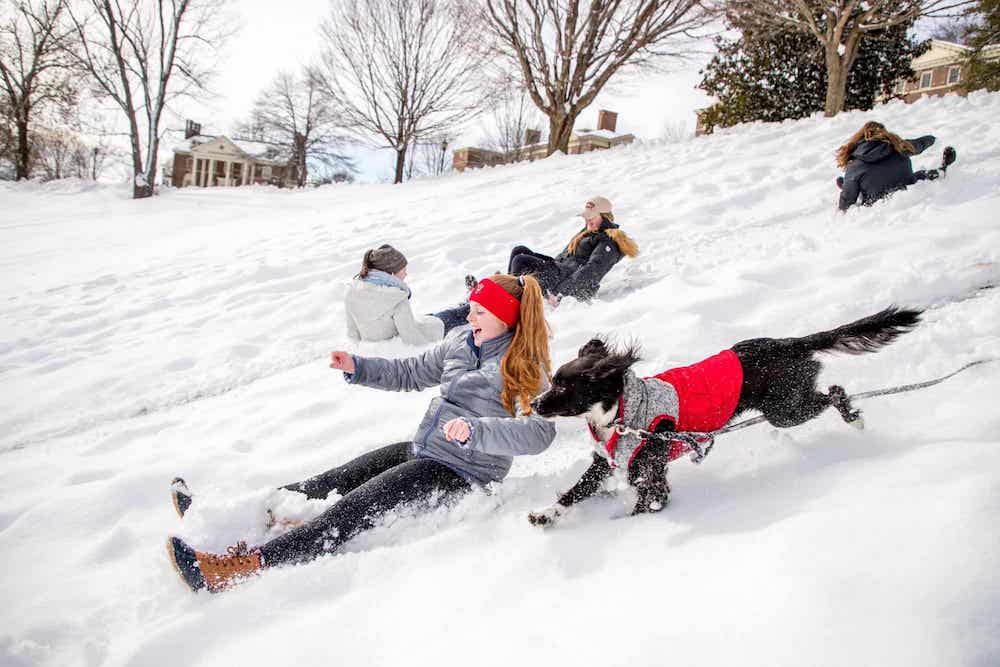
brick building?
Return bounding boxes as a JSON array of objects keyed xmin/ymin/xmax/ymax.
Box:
[
  {"xmin": 888, "ymin": 39, "xmax": 1000, "ymax": 103},
  {"xmin": 163, "ymin": 121, "xmax": 300, "ymax": 188},
  {"xmin": 453, "ymin": 110, "xmax": 635, "ymax": 172}
]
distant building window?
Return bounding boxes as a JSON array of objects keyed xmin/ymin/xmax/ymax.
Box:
[
  {"xmin": 947, "ymin": 66, "xmax": 961, "ymax": 84},
  {"xmin": 894, "ymin": 80, "xmax": 906, "ymax": 94},
  {"xmin": 920, "ymin": 71, "xmax": 933, "ymax": 89},
  {"xmin": 262, "ymin": 165, "xmax": 272, "ymax": 178}
]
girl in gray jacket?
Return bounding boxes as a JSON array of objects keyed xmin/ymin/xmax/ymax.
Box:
[{"xmin": 168, "ymin": 275, "xmax": 556, "ymax": 593}]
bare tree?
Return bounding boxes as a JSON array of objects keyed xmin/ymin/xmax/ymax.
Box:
[
  {"xmin": 660, "ymin": 118, "xmax": 691, "ymax": 142},
  {"xmin": 483, "ymin": 83, "xmax": 542, "ymax": 161},
  {"xmin": 0, "ymin": 94, "xmax": 12, "ymax": 172},
  {"xmin": 725, "ymin": 0, "xmax": 974, "ymax": 116},
  {"xmin": 484, "ymin": 0, "xmax": 708, "ymax": 156},
  {"xmin": 406, "ymin": 134, "xmax": 453, "ymax": 177},
  {"xmin": 235, "ymin": 70, "xmax": 352, "ymax": 187},
  {"xmin": 930, "ymin": 16, "xmax": 976, "ymax": 42},
  {"xmin": 32, "ymin": 123, "xmax": 115, "ymax": 179},
  {"xmin": 315, "ymin": 0, "xmax": 487, "ymax": 184},
  {"xmin": 66, "ymin": 0, "xmax": 230, "ymax": 198},
  {"xmin": 0, "ymin": 0, "xmax": 76, "ymax": 180},
  {"xmin": 32, "ymin": 124, "xmax": 71, "ymax": 177}
]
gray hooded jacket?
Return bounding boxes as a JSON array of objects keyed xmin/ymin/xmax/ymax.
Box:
[
  {"xmin": 348, "ymin": 328, "xmax": 556, "ymax": 485},
  {"xmin": 345, "ymin": 274, "xmax": 444, "ymax": 345}
]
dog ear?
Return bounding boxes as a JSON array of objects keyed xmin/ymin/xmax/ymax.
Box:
[
  {"xmin": 585, "ymin": 344, "xmax": 641, "ymax": 380},
  {"xmin": 578, "ymin": 337, "xmax": 608, "ymax": 358}
]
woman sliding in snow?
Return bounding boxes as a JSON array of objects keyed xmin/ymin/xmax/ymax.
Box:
[
  {"xmin": 836, "ymin": 121, "xmax": 956, "ymax": 212},
  {"xmin": 344, "ymin": 244, "xmax": 467, "ymax": 345},
  {"xmin": 394, "ymin": 196, "xmax": 638, "ymax": 335},
  {"xmin": 168, "ymin": 275, "xmax": 555, "ymax": 593},
  {"xmin": 469, "ymin": 196, "xmax": 639, "ymax": 308}
]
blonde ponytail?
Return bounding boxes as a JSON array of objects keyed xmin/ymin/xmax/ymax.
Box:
[{"xmin": 489, "ymin": 274, "xmax": 551, "ymax": 415}]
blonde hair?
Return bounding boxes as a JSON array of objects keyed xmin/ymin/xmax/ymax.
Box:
[
  {"xmin": 836, "ymin": 121, "xmax": 915, "ymax": 169},
  {"xmin": 566, "ymin": 217, "xmax": 639, "ymax": 258},
  {"xmin": 490, "ymin": 274, "xmax": 550, "ymax": 415}
]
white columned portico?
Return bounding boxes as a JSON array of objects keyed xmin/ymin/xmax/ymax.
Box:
[
  {"xmin": 207, "ymin": 159, "xmax": 216, "ymax": 187},
  {"xmin": 242, "ymin": 161, "xmax": 250, "ymax": 185},
  {"xmin": 224, "ymin": 161, "xmax": 232, "ymax": 187},
  {"xmin": 191, "ymin": 156, "xmax": 198, "ymax": 187}
]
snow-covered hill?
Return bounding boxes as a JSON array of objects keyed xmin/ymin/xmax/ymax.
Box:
[{"xmin": 2, "ymin": 92, "xmax": 999, "ymax": 667}]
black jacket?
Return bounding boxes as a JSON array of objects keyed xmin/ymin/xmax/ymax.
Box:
[
  {"xmin": 839, "ymin": 135, "xmax": 936, "ymax": 211},
  {"xmin": 551, "ymin": 220, "xmax": 626, "ymax": 301}
]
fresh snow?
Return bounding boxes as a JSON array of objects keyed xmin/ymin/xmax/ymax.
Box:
[{"xmin": 2, "ymin": 92, "xmax": 1000, "ymax": 667}]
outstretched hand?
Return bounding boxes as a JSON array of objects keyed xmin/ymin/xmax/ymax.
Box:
[{"xmin": 329, "ymin": 351, "xmax": 355, "ymax": 374}]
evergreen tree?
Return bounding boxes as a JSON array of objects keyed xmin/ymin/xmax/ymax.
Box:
[
  {"xmin": 961, "ymin": 0, "xmax": 1000, "ymax": 92},
  {"xmin": 698, "ymin": 16, "xmax": 928, "ymax": 134}
]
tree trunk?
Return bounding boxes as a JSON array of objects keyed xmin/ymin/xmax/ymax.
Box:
[
  {"xmin": 393, "ymin": 147, "xmax": 406, "ymax": 184},
  {"xmin": 15, "ymin": 118, "xmax": 30, "ymax": 180},
  {"xmin": 132, "ymin": 151, "xmax": 151, "ymax": 199},
  {"xmin": 824, "ymin": 51, "xmax": 849, "ymax": 117},
  {"xmin": 546, "ymin": 112, "xmax": 577, "ymax": 156}
]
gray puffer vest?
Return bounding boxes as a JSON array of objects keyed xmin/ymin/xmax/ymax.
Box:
[
  {"xmin": 348, "ymin": 328, "xmax": 556, "ymax": 485},
  {"xmin": 599, "ymin": 370, "xmax": 679, "ymax": 469}
]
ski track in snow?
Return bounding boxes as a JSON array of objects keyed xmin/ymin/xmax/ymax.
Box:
[{"xmin": 1, "ymin": 92, "xmax": 1000, "ymax": 667}]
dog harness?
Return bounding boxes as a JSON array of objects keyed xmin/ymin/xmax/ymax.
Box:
[{"xmin": 590, "ymin": 350, "xmax": 744, "ymax": 469}]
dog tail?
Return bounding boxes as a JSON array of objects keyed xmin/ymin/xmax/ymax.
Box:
[{"xmin": 790, "ymin": 306, "xmax": 922, "ymax": 355}]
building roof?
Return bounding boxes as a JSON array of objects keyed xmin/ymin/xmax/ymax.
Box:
[
  {"xmin": 169, "ymin": 132, "xmax": 292, "ymax": 164},
  {"xmin": 914, "ymin": 39, "xmax": 1000, "ymax": 69}
]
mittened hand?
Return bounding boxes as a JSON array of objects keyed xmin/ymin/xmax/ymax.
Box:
[
  {"xmin": 330, "ymin": 351, "xmax": 355, "ymax": 373},
  {"xmin": 442, "ymin": 417, "xmax": 471, "ymax": 444}
]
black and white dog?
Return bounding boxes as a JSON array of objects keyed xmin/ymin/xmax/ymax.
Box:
[{"xmin": 529, "ymin": 306, "xmax": 922, "ymax": 525}]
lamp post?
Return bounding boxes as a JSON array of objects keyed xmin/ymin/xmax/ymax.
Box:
[{"xmin": 439, "ymin": 138, "xmax": 449, "ymax": 174}]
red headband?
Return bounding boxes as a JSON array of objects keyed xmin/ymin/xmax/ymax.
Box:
[{"xmin": 469, "ymin": 278, "xmax": 520, "ymax": 328}]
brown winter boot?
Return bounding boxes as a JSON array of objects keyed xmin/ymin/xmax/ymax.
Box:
[{"xmin": 167, "ymin": 536, "xmax": 263, "ymax": 593}]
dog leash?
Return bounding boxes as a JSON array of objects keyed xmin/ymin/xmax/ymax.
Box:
[{"xmin": 612, "ymin": 357, "xmax": 999, "ymax": 465}]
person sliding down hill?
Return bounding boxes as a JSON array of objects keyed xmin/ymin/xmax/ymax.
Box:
[
  {"xmin": 345, "ymin": 244, "xmax": 467, "ymax": 345},
  {"xmin": 167, "ymin": 275, "xmax": 555, "ymax": 593},
  {"xmin": 836, "ymin": 121, "xmax": 957, "ymax": 212},
  {"xmin": 479, "ymin": 196, "xmax": 639, "ymax": 307}
]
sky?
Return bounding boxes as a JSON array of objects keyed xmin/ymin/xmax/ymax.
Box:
[{"xmin": 168, "ymin": 0, "xmax": 716, "ymax": 183}]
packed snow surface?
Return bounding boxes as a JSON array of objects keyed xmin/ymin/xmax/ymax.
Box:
[{"xmin": 2, "ymin": 92, "xmax": 999, "ymax": 667}]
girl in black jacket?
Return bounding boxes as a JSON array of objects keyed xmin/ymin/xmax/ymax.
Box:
[
  {"xmin": 837, "ymin": 121, "xmax": 956, "ymax": 211},
  {"xmin": 504, "ymin": 196, "xmax": 639, "ymax": 303}
]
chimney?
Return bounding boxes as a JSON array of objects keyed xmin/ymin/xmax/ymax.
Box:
[
  {"xmin": 597, "ymin": 110, "xmax": 617, "ymax": 133},
  {"xmin": 185, "ymin": 120, "xmax": 202, "ymax": 139},
  {"xmin": 524, "ymin": 128, "xmax": 541, "ymax": 145}
]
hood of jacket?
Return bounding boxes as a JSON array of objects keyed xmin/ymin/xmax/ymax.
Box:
[
  {"xmin": 851, "ymin": 140, "xmax": 896, "ymax": 164},
  {"xmin": 360, "ymin": 269, "xmax": 411, "ymax": 298}
]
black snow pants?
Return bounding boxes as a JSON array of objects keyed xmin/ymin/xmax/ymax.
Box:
[
  {"xmin": 258, "ymin": 442, "xmax": 471, "ymax": 566},
  {"xmin": 507, "ymin": 246, "xmax": 567, "ymax": 295}
]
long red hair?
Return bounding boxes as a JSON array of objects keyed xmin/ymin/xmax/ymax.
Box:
[
  {"xmin": 490, "ymin": 274, "xmax": 550, "ymax": 415},
  {"xmin": 836, "ymin": 121, "xmax": 915, "ymax": 169}
]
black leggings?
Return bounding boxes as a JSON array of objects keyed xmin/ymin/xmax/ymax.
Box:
[
  {"xmin": 259, "ymin": 443, "xmax": 471, "ymax": 566},
  {"xmin": 507, "ymin": 245, "xmax": 565, "ymax": 294}
]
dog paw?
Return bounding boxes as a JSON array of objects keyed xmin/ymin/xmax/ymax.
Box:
[
  {"xmin": 528, "ymin": 505, "xmax": 564, "ymax": 527},
  {"xmin": 631, "ymin": 494, "xmax": 669, "ymax": 515},
  {"xmin": 849, "ymin": 415, "xmax": 865, "ymax": 430}
]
